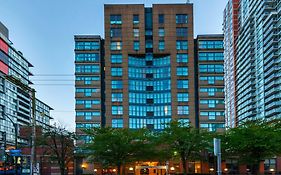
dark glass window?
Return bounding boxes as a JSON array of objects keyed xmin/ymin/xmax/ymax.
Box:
[
  {"xmin": 177, "ymin": 80, "xmax": 189, "ymax": 89},
  {"xmin": 133, "ymin": 15, "xmax": 139, "ymax": 24},
  {"xmin": 176, "ymin": 27, "xmax": 188, "ymax": 37},
  {"xmin": 176, "ymin": 14, "xmax": 188, "ymax": 24},
  {"xmin": 146, "ymin": 86, "xmax": 154, "ymax": 91},
  {"xmin": 146, "ymin": 99, "xmax": 154, "ymax": 104},
  {"xmin": 146, "ymin": 73, "xmax": 153, "ymax": 78},
  {"xmin": 146, "ymin": 60, "xmax": 153, "ymax": 66},
  {"xmin": 110, "ymin": 28, "xmax": 122, "ymax": 37},
  {"xmin": 158, "ymin": 14, "xmax": 164, "ymax": 24},
  {"xmin": 110, "ymin": 15, "xmax": 122, "ymax": 24}
]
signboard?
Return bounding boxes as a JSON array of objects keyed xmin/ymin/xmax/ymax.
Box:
[{"xmin": 9, "ymin": 149, "xmax": 22, "ymax": 157}]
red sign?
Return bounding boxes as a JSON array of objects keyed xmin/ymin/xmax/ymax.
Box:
[
  {"xmin": 0, "ymin": 38, "xmax": 9, "ymax": 54},
  {"xmin": 0, "ymin": 60, "xmax": 8, "ymax": 74}
]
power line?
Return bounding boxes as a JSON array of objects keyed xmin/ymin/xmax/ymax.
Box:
[{"xmin": 32, "ymin": 74, "xmax": 74, "ymax": 76}]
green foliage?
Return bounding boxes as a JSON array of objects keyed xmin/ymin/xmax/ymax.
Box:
[
  {"xmin": 81, "ymin": 119, "xmax": 281, "ymax": 175},
  {"xmin": 223, "ymin": 119, "xmax": 281, "ymax": 174},
  {"xmin": 159, "ymin": 121, "xmax": 213, "ymax": 175},
  {"xmin": 84, "ymin": 127, "xmax": 157, "ymax": 175}
]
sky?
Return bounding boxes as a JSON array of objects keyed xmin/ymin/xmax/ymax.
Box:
[{"xmin": 0, "ymin": 0, "xmax": 227, "ymax": 131}]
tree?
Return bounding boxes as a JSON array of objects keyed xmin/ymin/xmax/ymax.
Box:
[
  {"xmin": 160, "ymin": 121, "xmax": 212, "ymax": 175},
  {"xmin": 37, "ymin": 125, "xmax": 76, "ymax": 175},
  {"xmin": 223, "ymin": 119, "xmax": 281, "ymax": 174},
  {"xmin": 85, "ymin": 127, "xmax": 154, "ymax": 175}
]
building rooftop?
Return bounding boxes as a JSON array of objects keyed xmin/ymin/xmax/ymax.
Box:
[{"xmin": 74, "ymin": 35, "xmax": 102, "ymax": 40}]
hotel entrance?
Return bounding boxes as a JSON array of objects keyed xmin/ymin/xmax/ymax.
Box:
[{"xmin": 134, "ymin": 162, "xmax": 167, "ymax": 175}]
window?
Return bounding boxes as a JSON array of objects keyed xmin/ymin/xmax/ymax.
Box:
[
  {"xmin": 146, "ymin": 40, "xmax": 153, "ymax": 49},
  {"xmin": 200, "ymin": 123, "xmax": 225, "ymax": 131},
  {"xmin": 112, "ymin": 93, "xmax": 123, "ymax": 102},
  {"xmin": 110, "ymin": 15, "xmax": 122, "ymax": 24},
  {"xmin": 85, "ymin": 113, "xmax": 92, "ymax": 120},
  {"xmin": 112, "ymin": 119, "xmax": 123, "ymax": 128},
  {"xmin": 76, "ymin": 100, "xmax": 100, "ymax": 108},
  {"xmin": 176, "ymin": 27, "xmax": 188, "ymax": 37},
  {"xmin": 75, "ymin": 65, "xmax": 100, "ymax": 73},
  {"xmin": 133, "ymin": 29, "xmax": 140, "ymax": 37},
  {"xmin": 159, "ymin": 41, "xmax": 165, "ymax": 50},
  {"xmin": 177, "ymin": 93, "xmax": 189, "ymax": 102},
  {"xmin": 133, "ymin": 14, "xmax": 139, "ymax": 24},
  {"xmin": 177, "ymin": 54, "xmax": 188, "ymax": 63},
  {"xmin": 200, "ymin": 99, "xmax": 224, "ymax": 108},
  {"xmin": 158, "ymin": 14, "xmax": 164, "ymax": 24},
  {"xmin": 200, "ymin": 111, "xmax": 224, "ymax": 120},
  {"xmin": 110, "ymin": 28, "xmax": 122, "ymax": 37},
  {"xmin": 75, "ymin": 42, "xmax": 99, "ymax": 50},
  {"xmin": 111, "ymin": 42, "xmax": 122, "ymax": 50},
  {"xmin": 176, "ymin": 14, "xmax": 188, "ymax": 24},
  {"xmin": 76, "ymin": 111, "xmax": 100, "ymax": 117},
  {"xmin": 176, "ymin": 41, "xmax": 188, "ymax": 50},
  {"xmin": 111, "ymin": 67, "xmax": 123, "ymax": 76},
  {"xmin": 158, "ymin": 28, "xmax": 165, "ymax": 37},
  {"xmin": 177, "ymin": 106, "xmax": 189, "ymax": 115},
  {"xmin": 76, "ymin": 76, "xmax": 100, "ymax": 85},
  {"xmin": 264, "ymin": 159, "xmax": 276, "ymax": 172},
  {"xmin": 199, "ymin": 76, "xmax": 224, "ymax": 84},
  {"xmin": 75, "ymin": 53, "xmax": 99, "ymax": 62},
  {"xmin": 111, "ymin": 54, "xmax": 122, "ymax": 63},
  {"xmin": 178, "ymin": 118, "xmax": 190, "ymax": 127},
  {"xmin": 199, "ymin": 40, "xmax": 223, "ymax": 49},
  {"xmin": 177, "ymin": 67, "xmax": 188, "ymax": 76},
  {"xmin": 200, "ymin": 88, "xmax": 224, "ymax": 96},
  {"xmin": 111, "ymin": 80, "xmax": 123, "ymax": 89},
  {"xmin": 112, "ymin": 106, "xmax": 123, "ymax": 115},
  {"xmin": 199, "ymin": 64, "xmax": 224, "ymax": 73},
  {"xmin": 199, "ymin": 52, "xmax": 224, "ymax": 61},
  {"xmin": 134, "ymin": 41, "xmax": 140, "ymax": 51},
  {"xmin": 177, "ymin": 80, "xmax": 189, "ymax": 89}
]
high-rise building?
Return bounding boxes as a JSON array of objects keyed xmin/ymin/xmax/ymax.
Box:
[
  {"xmin": 74, "ymin": 3, "xmax": 228, "ymax": 174},
  {"xmin": 104, "ymin": 4, "xmax": 195, "ymax": 129},
  {"xmin": 74, "ymin": 35, "xmax": 104, "ymax": 144},
  {"xmin": 195, "ymin": 35, "xmax": 225, "ymax": 132},
  {"xmin": 223, "ymin": 0, "xmax": 281, "ymax": 126},
  {"xmin": 0, "ymin": 22, "xmax": 53, "ymax": 148},
  {"xmin": 223, "ymin": 0, "xmax": 239, "ymax": 128}
]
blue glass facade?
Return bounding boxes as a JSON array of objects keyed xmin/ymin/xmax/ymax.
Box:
[{"xmin": 128, "ymin": 55, "xmax": 172, "ymax": 129}]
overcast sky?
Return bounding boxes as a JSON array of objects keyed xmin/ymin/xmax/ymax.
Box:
[{"xmin": 0, "ymin": 0, "xmax": 227, "ymax": 131}]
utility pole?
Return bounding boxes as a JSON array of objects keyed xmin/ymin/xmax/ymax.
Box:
[{"xmin": 30, "ymin": 89, "xmax": 36, "ymax": 175}]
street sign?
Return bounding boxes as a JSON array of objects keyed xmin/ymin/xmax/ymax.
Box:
[{"xmin": 9, "ymin": 149, "xmax": 22, "ymax": 156}]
